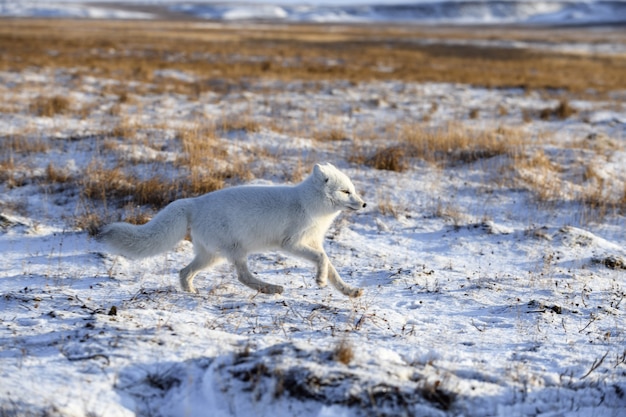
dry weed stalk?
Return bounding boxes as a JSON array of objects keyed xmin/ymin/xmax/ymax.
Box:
[{"xmin": 377, "ymin": 192, "xmax": 398, "ymax": 217}]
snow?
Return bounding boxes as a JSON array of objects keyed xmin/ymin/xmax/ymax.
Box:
[
  {"xmin": 0, "ymin": 0, "xmax": 155, "ymax": 19},
  {"xmin": 1, "ymin": 41, "xmax": 626, "ymax": 417}
]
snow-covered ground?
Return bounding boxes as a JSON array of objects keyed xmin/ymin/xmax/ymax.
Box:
[
  {"xmin": 2, "ymin": 0, "xmax": 626, "ymax": 25},
  {"xmin": 1, "ymin": 36, "xmax": 626, "ymax": 417}
]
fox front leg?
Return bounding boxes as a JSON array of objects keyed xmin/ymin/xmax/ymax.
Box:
[
  {"xmin": 327, "ymin": 262, "xmax": 363, "ymax": 298},
  {"xmin": 283, "ymin": 243, "xmax": 329, "ymax": 288}
]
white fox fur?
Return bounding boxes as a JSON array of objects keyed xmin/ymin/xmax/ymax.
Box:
[{"xmin": 97, "ymin": 163, "xmax": 366, "ymax": 297}]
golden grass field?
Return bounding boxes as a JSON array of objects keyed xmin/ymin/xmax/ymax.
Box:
[{"xmin": 1, "ymin": 19, "xmax": 626, "ymax": 94}]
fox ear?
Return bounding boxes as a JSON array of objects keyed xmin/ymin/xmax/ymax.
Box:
[{"xmin": 313, "ymin": 164, "xmax": 329, "ymax": 183}]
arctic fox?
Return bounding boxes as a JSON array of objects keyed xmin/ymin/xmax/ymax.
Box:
[{"xmin": 97, "ymin": 163, "xmax": 366, "ymax": 297}]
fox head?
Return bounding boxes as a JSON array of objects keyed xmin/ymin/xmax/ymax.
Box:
[{"xmin": 313, "ymin": 163, "xmax": 366, "ymax": 211}]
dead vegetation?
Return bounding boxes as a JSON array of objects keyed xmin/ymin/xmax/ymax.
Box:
[
  {"xmin": 539, "ymin": 99, "xmax": 577, "ymax": 121},
  {"xmin": 1, "ymin": 20, "xmax": 625, "ymax": 96},
  {"xmin": 333, "ymin": 339, "xmax": 354, "ymax": 365},
  {"xmin": 357, "ymin": 123, "xmax": 524, "ymax": 171},
  {"xmin": 29, "ymin": 95, "xmax": 72, "ymax": 117}
]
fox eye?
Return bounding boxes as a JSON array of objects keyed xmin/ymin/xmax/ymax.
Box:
[{"xmin": 341, "ymin": 190, "xmax": 351, "ymax": 195}]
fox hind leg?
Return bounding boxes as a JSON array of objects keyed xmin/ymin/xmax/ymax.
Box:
[
  {"xmin": 233, "ymin": 258, "xmax": 284, "ymax": 294},
  {"xmin": 179, "ymin": 247, "xmax": 219, "ymax": 293}
]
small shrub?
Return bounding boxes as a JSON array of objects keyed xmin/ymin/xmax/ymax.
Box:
[
  {"xmin": 555, "ymin": 99, "xmax": 576, "ymax": 119},
  {"xmin": 539, "ymin": 107, "xmax": 553, "ymax": 120}
]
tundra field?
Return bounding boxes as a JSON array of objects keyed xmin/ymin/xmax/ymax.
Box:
[{"xmin": 0, "ymin": 19, "xmax": 625, "ymax": 416}]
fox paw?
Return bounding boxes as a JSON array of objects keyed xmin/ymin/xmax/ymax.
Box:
[
  {"xmin": 260, "ymin": 284, "xmax": 284, "ymax": 295},
  {"xmin": 316, "ymin": 278, "xmax": 328, "ymax": 288},
  {"xmin": 181, "ymin": 283, "xmax": 198, "ymax": 294},
  {"xmin": 348, "ymin": 287, "xmax": 364, "ymax": 298}
]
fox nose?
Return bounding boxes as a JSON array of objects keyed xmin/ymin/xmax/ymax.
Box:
[{"xmin": 362, "ymin": 202, "xmax": 367, "ymax": 208}]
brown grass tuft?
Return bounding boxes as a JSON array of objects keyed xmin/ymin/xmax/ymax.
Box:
[
  {"xmin": 176, "ymin": 124, "xmax": 222, "ymax": 168},
  {"xmin": 45, "ymin": 163, "xmax": 72, "ymax": 183},
  {"xmin": 365, "ymin": 146, "xmax": 409, "ymax": 172},
  {"xmin": 220, "ymin": 116, "xmax": 261, "ymax": 134},
  {"xmin": 74, "ymin": 212, "xmax": 104, "ymax": 236},
  {"xmin": 111, "ymin": 116, "xmax": 137, "ymax": 140},
  {"xmin": 29, "ymin": 95, "xmax": 71, "ymax": 117},
  {"xmin": 314, "ymin": 128, "xmax": 350, "ymax": 142},
  {"xmin": 333, "ymin": 339, "xmax": 354, "ymax": 365},
  {"xmin": 540, "ymin": 99, "xmax": 577, "ymax": 120}
]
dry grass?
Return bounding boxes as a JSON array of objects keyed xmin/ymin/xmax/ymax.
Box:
[
  {"xmin": 29, "ymin": 95, "xmax": 71, "ymax": 117},
  {"xmin": 176, "ymin": 123, "xmax": 222, "ymax": 168},
  {"xmin": 540, "ymin": 99, "xmax": 577, "ymax": 121},
  {"xmin": 80, "ymin": 162, "xmax": 225, "ymax": 210},
  {"xmin": 358, "ymin": 123, "xmax": 525, "ymax": 172},
  {"xmin": 333, "ymin": 339, "xmax": 354, "ymax": 365},
  {"xmin": 220, "ymin": 115, "xmax": 262, "ymax": 134},
  {"xmin": 45, "ymin": 162, "xmax": 72, "ymax": 184},
  {"xmin": 364, "ymin": 146, "xmax": 409, "ymax": 172},
  {"xmin": 314, "ymin": 128, "xmax": 350, "ymax": 142},
  {"xmin": 0, "ymin": 134, "xmax": 50, "ymax": 154},
  {"xmin": 1, "ymin": 20, "xmax": 625, "ymax": 96},
  {"xmin": 508, "ymin": 146, "xmax": 626, "ymax": 218},
  {"xmin": 377, "ymin": 192, "xmax": 399, "ymax": 218},
  {"xmin": 111, "ymin": 116, "xmax": 138, "ymax": 140}
]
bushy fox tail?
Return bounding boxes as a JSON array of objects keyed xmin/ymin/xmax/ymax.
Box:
[{"xmin": 97, "ymin": 199, "xmax": 191, "ymax": 259}]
